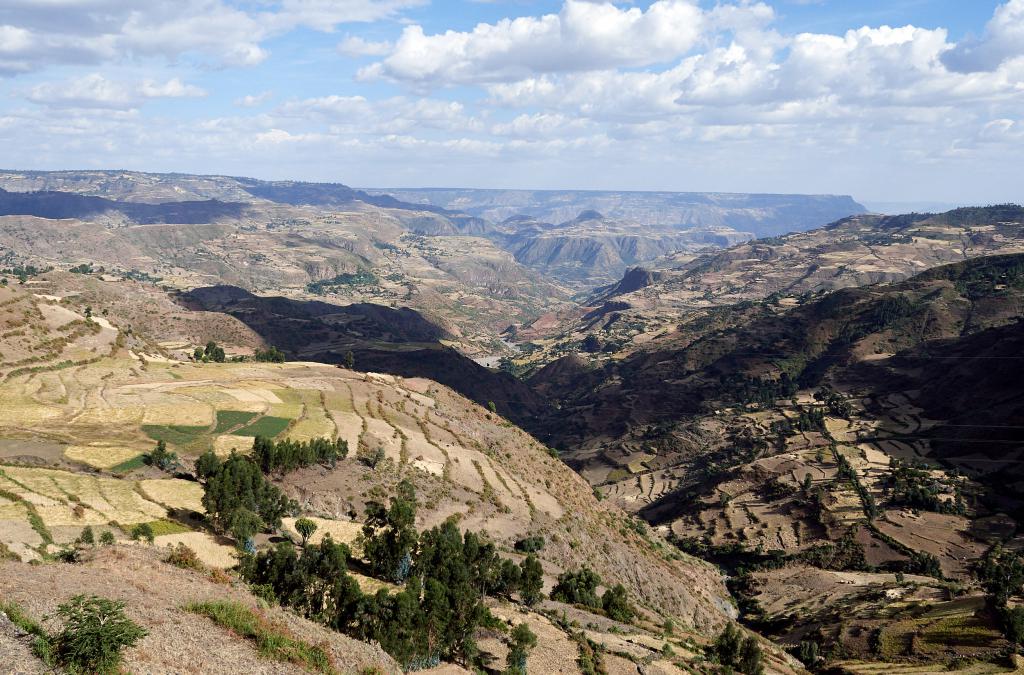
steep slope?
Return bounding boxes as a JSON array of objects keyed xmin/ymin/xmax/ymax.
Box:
[
  {"xmin": 533, "ymin": 253, "xmax": 1024, "ymax": 470},
  {"xmin": 180, "ymin": 285, "xmax": 547, "ymax": 425},
  {"xmin": 0, "ymin": 278, "xmax": 735, "ymax": 642},
  {"xmin": 0, "ymin": 546, "xmax": 399, "ymax": 674},
  {"xmin": 521, "ymin": 254, "xmax": 1024, "ymax": 667}
]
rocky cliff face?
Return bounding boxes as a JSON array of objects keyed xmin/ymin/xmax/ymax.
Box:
[{"xmin": 493, "ymin": 211, "xmax": 752, "ymax": 288}]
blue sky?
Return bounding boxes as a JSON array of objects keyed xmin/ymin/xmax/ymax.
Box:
[{"xmin": 0, "ymin": 0, "xmax": 1021, "ymax": 204}]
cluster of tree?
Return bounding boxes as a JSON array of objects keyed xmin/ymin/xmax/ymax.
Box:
[
  {"xmin": 885, "ymin": 459, "xmax": 966, "ymax": 515},
  {"xmin": 1, "ymin": 263, "xmax": 51, "ymax": 283},
  {"xmin": 838, "ymin": 294, "xmax": 917, "ymax": 346},
  {"xmin": 121, "ymin": 268, "xmax": 162, "ymax": 283},
  {"xmin": 193, "ymin": 341, "xmax": 226, "ymax": 363},
  {"xmin": 69, "ymin": 263, "xmax": 96, "ymax": 274},
  {"xmin": 306, "ymin": 270, "xmax": 377, "ymax": 295},
  {"xmin": 770, "ymin": 407, "xmax": 826, "ymax": 435},
  {"xmin": 75, "ymin": 526, "xmax": 115, "ymax": 547},
  {"xmin": 252, "ymin": 345, "xmax": 286, "ymax": 363},
  {"xmin": 814, "ymin": 387, "xmax": 853, "ymax": 418},
  {"xmin": 713, "ymin": 623, "xmax": 764, "ymax": 675},
  {"xmin": 252, "ymin": 435, "xmax": 348, "ymax": 475},
  {"xmin": 550, "ymin": 567, "xmax": 633, "ymax": 622},
  {"xmin": 951, "ymin": 257, "xmax": 1024, "ymax": 299},
  {"xmin": 146, "ymin": 440, "xmax": 180, "ymax": 472},
  {"xmin": 904, "ymin": 550, "xmax": 943, "ymax": 578},
  {"xmin": 241, "ymin": 482, "xmax": 545, "ymax": 670},
  {"xmin": 978, "ymin": 547, "xmax": 1024, "ymax": 644},
  {"xmin": 195, "ymin": 452, "xmax": 296, "ymax": 547},
  {"xmin": 720, "ymin": 373, "xmax": 798, "ymax": 409},
  {"xmin": 800, "ymin": 528, "xmax": 868, "ymax": 572}
]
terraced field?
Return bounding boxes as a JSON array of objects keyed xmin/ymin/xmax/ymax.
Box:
[
  {"xmin": 0, "ymin": 332, "xmax": 732, "ymax": 629},
  {"xmin": 0, "ymin": 465, "xmax": 199, "ymax": 561}
]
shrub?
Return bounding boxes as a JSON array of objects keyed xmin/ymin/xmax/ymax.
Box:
[
  {"xmin": 601, "ymin": 584, "xmax": 633, "ymax": 622},
  {"xmin": 714, "ymin": 624, "xmax": 764, "ymax": 675},
  {"xmin": 514, "ymin": 535, "xmax": 545, "ymax": 553},
  {"xmin": 166, "ymin": 543, "xmax": 204, "ymax": 571},
  {"xmin": 519, "ymin": 555, "xmax": 544, "ymax": 606},
  {"xmin": 99, "ymin": 531, "xmax": 115, "ymax": 546},
  {"xmin": 52, "ymin": 595, "xmax": 147, "ymax": 674},
  {"xmin": 229, "ymin": 508, "xmax": 263, "ymax": 549},
  {"xmin": 551, "ymin": 567, "xmax": 601, "ymax": 609},
  {"xmin": 185, "ymin": 600, "xmax": 335, "ymax": 673},
  {"xmin": 1003, "ymin": 606, "xmax": 1024, "ymax": 645},
  {"xmin": 130, "ymin": 523, "xmax": 154, "ymax": 544},
  {"xmin": 0, "ymin": 600, "xmax": 54, "ymax": 666},
  {"xmin": 147, "ymin": 440, "xmax": 180, "ymax": 472},
  {"xmin": 798, "ymin": 640, "xmax": 820, "ymax": 666},
  {"xmin": 77, "ymin": 526, "xmax": 95, "ymax": 546},
  {"xmin": 505, "ymin": 622, "xmax": 537, "ymax": 675}
]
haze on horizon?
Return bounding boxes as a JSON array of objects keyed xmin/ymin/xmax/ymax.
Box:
[{"xmin": 0, "ymin": 0, "xmax": 1022, "ymax": 206}]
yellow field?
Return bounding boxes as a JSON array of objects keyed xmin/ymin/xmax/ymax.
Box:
[
  {"xmin": 153, "ymin": 531, "xmax": 238, "ymax": 569},
  {"xmin": 139, "ymin": 479, "xmax": 205, "ymax": 514},
  {"xmin": 213, "ymin": 434, "xmax": 251, "ymax": 457},
  {"xmin": 65, "ymin": 443, "xmax": 143, "ymax": 469},
  {"xmin": 281, "ymin": 516, "xmax": 363, "ymax": 549},
  {"xmin": 0, "ymin": 466, "xmax": 181, "ymax": 556},
  {"xmin": 286, "ymin": 389, "xmax": 336, "ymax": 442}
]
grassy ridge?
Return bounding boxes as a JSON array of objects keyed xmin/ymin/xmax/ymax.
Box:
[{"xmin": 185, "ymin": 600, "xmax": 336, "ymax": 674}]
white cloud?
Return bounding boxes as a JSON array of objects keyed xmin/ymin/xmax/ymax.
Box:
[
  {"xmin": 28, "ymin": 73, "xmax": 206, "ymax": 109},
  {"xmin": 492, "ymin": 112, "xmax": 591, "ymax": 139},
  {"xmin": 267, "ymin": 0, "xmax": 426, "ymax": 32},
  {"xmin": 0, "ymin": 0, "xmax": 425, "ymax": 75},
  {"xmin": 359, "ymin": 0, "xmax": 707, "ymax": 87},
  {"xmin": 338, "ymin": 35, "xmax": 392, "ymax": 57},
  {"xmin": 0, "ymin": 0, "xmax": 1022, "ymax": 203},
  {"xmin": 943, "ymin": 0, "xmax": 1024, "ymax": 72},
  {"xmin": 277, "ymin": 94, "xmax": 482, "ymax": 133},
  {"xmin": 139, "ymin": 77, "xmax": 206, "ymax": 99},
  {"xmin": 234, "ymin": 91, "xmax": 274, "ymax": 107}
]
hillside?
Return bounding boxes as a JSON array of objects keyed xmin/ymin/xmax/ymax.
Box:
[
  {"xmin": 509, "ymin": 205, "xmax": 1024, "ymax": 372},
  {"xmin": 520, "ymin": 254, "xmax": 1024, "ymax": 667},
  {"xmin": 0, "ymin": 170, "xmax": 570, "ymax": 356},
  {"xmin": 0, "ymin": 279, "xmax": 757, "ymax": 674},
  {"xmin": 180, "ymin": 285, "xmax": 548, "ymax": 426}
]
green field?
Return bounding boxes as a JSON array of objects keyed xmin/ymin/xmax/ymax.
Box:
[
  {"xmin": 213, "ymin": 410, "xmax": 259, "ymax": 433},
  {"xmin": 143, "ymin": 424, "xmax": 209, "ymax": 446},
  {"xmin": 231, "ymin": 416, "xmax": 291, "ymax": 438},
  {"xmin": 109, "ymin": 454, "xmax": 147, "ymax": 473}
]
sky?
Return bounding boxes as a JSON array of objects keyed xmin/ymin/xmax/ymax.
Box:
[{"xmin": 0, "ymin": 1, "xmax": 1022, "ymax": 204}]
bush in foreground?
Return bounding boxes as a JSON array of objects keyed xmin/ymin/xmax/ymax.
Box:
[{"xmin": 52, "ymin": 595, "xmax": 147, "ymax": 674}]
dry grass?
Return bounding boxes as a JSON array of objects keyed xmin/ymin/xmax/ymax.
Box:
[
  {"xmin": 154, "ymin": 531, "xmax": 238, "ymax": 569},
  {"xmin": 1, "ymin": 466, "xmax": 166, "ymax": 527},
  {"xmin": 280, "ymin": 517, "xmax": 362, "ymax": 549},
  {"xmin": 65, "ymin": 443, "xmax": 143, "ymax": 469},
  {"xmin": 139, "ymin": 479, "xmax": 205, "ymax": 514}
]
